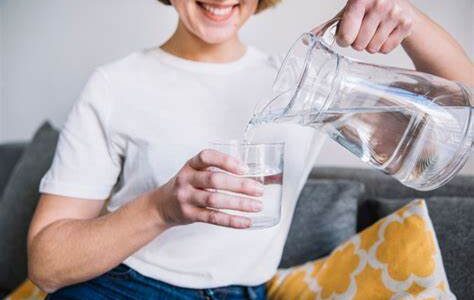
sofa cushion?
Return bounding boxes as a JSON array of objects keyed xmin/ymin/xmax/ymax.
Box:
[
  {"xmin": 279, "ymin": 179, "xmax": 363, "ymax": 268},
  {"xmin": 0, "ymin": 122, "xmax": 59, "ymax": 292},
  {"xmin": 367, "ymin": 196, "xmax": 474, "ymax": 300},
  {"xmin": 0, "ymin": 143, "xmax": 26, "ymax": 196}
]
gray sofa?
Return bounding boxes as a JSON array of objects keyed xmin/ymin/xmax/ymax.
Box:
[{"xmin": 0, "ymin": 123, "xmax": 473, "ymax": 299}]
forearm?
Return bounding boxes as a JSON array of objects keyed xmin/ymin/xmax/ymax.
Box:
[
  {"xmin": 403, "ymin": 7, "xmax": 474, "ymax": 85},
  {"xmin": 28, "ymin": 192, "xmax": 167, "ymax": 292}
]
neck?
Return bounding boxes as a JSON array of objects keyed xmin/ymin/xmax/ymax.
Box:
[{"xmin": 161, "ymin": 21, "xmax": 246, "ymax": 63}]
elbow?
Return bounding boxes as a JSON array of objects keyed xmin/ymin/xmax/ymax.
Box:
[
  {"xmin": 28, "ymin": 268, "xmax": 61, "ymax": 294},
  {"xmin": 27, "ymin": 234, "xmax": 66, "ymax": 293},
  {"xmin": 28, "ymin": 259, "xmax": 62, "ymax": 294}
]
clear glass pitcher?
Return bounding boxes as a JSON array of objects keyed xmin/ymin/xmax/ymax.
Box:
[{"xmin": 249, "ymin": 21, "xmax": 473, "ymax": 191}]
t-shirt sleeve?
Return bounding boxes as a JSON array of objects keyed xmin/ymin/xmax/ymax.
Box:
[{"xmin": 40, "ymin": 69, "xmax": 122, "ymax": 200}]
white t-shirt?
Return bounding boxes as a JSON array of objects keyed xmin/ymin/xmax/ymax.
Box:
[{"xmin": 40, "ymin": 46, "xmax": 325, "ymax": 288}]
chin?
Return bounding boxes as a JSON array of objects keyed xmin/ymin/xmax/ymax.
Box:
[{"xmin": 197, "ymin": 27, "xmax": 239, "ymax": 44}]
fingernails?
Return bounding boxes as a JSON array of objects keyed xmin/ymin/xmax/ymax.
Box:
[
  {"xmin": 367, "ymin": 47, "xmax": 377, "ymax": 54},
  {"xmin": 241, "ymin": 218, "xmax": 251, "ymax": 228}
]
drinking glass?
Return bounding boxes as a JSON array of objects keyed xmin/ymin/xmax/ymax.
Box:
[{"xmin": 209, "ymin": 141, "xmax": 284, "ymax": 229}]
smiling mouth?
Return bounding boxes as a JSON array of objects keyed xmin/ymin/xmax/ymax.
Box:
[{"xmin": 196, "ymin": 1, "xmax": 239, "ymax": 22}]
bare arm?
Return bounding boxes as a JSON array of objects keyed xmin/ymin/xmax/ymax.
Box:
[
  {"xmin": 27, "ymin": 192, "xmax": 167, "ymax": 293},
  {"xmin": 402, "ymin": 7, "xmax": 474, "ymax": 86},
  {"xmin": 28, "ymin": 150, "xmax": 263, "ymax": 293}
]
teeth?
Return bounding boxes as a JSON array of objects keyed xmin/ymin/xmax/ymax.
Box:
[{"xmin": 202, "ymin": 3, "xmax": 233, "ymax": 16}]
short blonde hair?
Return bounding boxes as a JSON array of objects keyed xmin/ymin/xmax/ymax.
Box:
[{"xmin": 157, "ymin": 0, "xmax": 281, "ymax": 14}]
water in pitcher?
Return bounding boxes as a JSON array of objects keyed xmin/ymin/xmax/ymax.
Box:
[{"xmin": 245, "ymin": 103, "xmax": 472, "ymax": 190}]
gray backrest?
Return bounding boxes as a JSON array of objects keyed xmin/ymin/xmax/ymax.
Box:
[
  {"xmin": 310, "ymin": 167, "xmax": 474, "ymax": 230},
  {"xmin": 0, "ymin": 143, "xmax": 27, "ymax": 195},
  {"xmin": 310, "ymin": 167, "xmax": 474, "ymax": 199}
]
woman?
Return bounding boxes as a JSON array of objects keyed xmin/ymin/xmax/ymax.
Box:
[{"xmin": 27, "ymin": 0, "xmax": 472, "ymax": 299}]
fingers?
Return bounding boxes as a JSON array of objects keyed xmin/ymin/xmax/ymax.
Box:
[
  {"xmin": 192, "ymin": 206, "xmax": 252, "ymax": 229},
  {"xmin": 188, "ymin": 149, "xmax": 247, "ymax": 175},
  {"xmin": 173, "ymin": 188, "xmax": 253, "ymax": 228},
  {"xmin": 366, "ymin": 18, "xmax": 398, "ymax": 53},
  {"xmin": 191, "ymin": 189, "xmax": 263, "ymax": 212},
  {"xmin": 190, "ymin": 171, "xmax": 264, "ymax": 197},
  {"xmin": 380, "ymin": 24, "xmax": 411, "ymax": 54},
  {"xmin": 335, "ymin": 0, "xmax": 413, "ymax": 54},
  {"xmin": 337, "ymin": 0, "xmax": 366, "ymax": 47},
  {"xmin": 352, "ymin": 11, "xmax": 383, "ymax": 51}
]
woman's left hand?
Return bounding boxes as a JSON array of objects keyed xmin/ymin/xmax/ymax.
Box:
[{"xmin": 322, "ymin": 0, "xmax": 416, "ymax": 54}]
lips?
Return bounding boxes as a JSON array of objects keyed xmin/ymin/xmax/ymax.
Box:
[{"xmin": 197, "ymin": 1, "xmax": 239, "ymax": 22}]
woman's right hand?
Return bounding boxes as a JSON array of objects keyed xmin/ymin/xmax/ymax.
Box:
[{"xmin": 150, "ymin": 149, "xmax": 264, "ymax": 229}]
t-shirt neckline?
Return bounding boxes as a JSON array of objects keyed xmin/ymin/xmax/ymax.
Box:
[{"xmin": 150, "ymin": 46, "xmax": 259, "ymax": 74}]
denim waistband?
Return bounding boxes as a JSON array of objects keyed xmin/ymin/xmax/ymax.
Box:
[{"xmin": 49, "ymin": 264, "xmax": 267, "ymax": 300}]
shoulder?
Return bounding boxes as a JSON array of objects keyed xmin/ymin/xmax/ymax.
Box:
[
  {"xmin": 75, "ymin": 51, "xmax": 152, "ymax": 116},
  {"xmin": 97, "ymin": 50, "xmax": 157, "ymax": 79}
]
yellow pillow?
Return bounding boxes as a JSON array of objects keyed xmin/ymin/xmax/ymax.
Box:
[
  {"xmin": 267, "ymin": 199, "xmax": 455, "ymax": 300},
  {"xmin": 5, "ymin": 280, "xmax": 46, "ymax": 300}
]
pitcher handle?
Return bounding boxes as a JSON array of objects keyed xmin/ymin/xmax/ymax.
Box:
[{"xmin": 311, "ymin": 11, "xmax": 343, "ymax": 47}]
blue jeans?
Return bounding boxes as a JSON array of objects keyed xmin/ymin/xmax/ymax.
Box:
[{"xmin": 48, "ymin": 264, "xmax": 267, "ymax": 300}]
